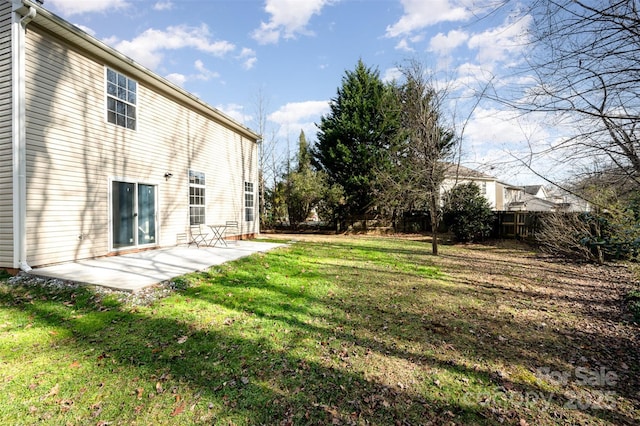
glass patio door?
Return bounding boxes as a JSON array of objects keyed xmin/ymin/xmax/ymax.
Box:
[
  {"xmin": 112, "ymin": 181, "xmax": 157, "ymax": 249},
  {"xmin": 137, "ymin": 184, "xmax": 156, "ymax": 245}
]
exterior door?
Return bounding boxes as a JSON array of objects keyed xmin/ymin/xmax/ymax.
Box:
[
  {"xmin": 137, "ymin": 184, "xmax": 156, "ymax": 245},
  {"xmin": 112, "ymin": 181, "xmax": 157, "ymax": 249}
]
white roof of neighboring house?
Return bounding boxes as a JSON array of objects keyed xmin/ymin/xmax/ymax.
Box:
[
  {"xmin": 443, "ymin": 163, "xmax": 496, "ymax": 180},
  {"xmin": 11, "ymin": 0, "xmax": 260, "ymax": 142},
  {"xmin": 508, "ymin": 193, "xmax": 557, "ymax": 211}
]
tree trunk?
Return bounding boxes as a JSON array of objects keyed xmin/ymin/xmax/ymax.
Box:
[{"xmin": 429, "ymin": 191, "xmax": 439, "ymax": 255}]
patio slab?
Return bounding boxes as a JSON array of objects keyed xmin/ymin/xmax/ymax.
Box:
[{"xmin": 30, "ymin": 241, "xmax": 286, "ymax": 292}]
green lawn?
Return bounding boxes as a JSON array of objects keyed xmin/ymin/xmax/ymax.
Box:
[{"xmin": 1, "ymin": 236, "xmax": 638, "ymax": 425}]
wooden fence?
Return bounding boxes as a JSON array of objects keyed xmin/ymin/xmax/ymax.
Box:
[
  {"xmin": 493, "ymin": 211, "xmax": 545, "ymax": 239},
  {"xmin": 399, "ymin": 210, "xmax": 548, "ymax": 240}
]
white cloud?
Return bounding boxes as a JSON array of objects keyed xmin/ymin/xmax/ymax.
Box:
[
  {"xmin": 269, "ymin": 100, "xmax": 329, "ymax": 124},
  {"xmin": 428, "ymin": 29, "xmax": 468, "ymax": 55},
  {"xmin": 237, "ymin": 48, "xmax": 258, "ymax": 70},
  {"xmin": 153, "ymin": 1, "xmax": 174, "ymax": 11},
  {"xmin": 252, "ymin": 0, "xmax": 334, "ymax": 44},
  {"xmin": 74, "ymin": 24, "xmax": 96, "ymax": 37},
  {"xmin": 47, "ymin": 0, "xmax": 129, "ymax": 16},
  {"xmin": 216, "ymin": 103, "xmax": 252, "ymax": 124},
  {"xmin": 393, "ymin": 33, "xmax": 425, "ymax": 52},
  {"xmin": 268, "ymin": 100, "xmax": 330, "ymax": 138},
  {"xmin": 450, "ymin": 62, "xmax": 495, "ymax": 92},
  {"xmin": 467, "ymin": 15, "xmax": 532, "ymax": 65},
  {"xmin": 460, "ymin": 107, "xmax": 573, "ymax": 184},
  {"xmin": 382, "ymin": 67, "xmax": 402, "ymax": 83},
  {"xmin": 386, "ymin": 0, "xmax": 469, "ymax": 38},
  {"xmin": 464, "ymin": 107, "xmax": 528, "ymax": 147},
  {"xmin": 110, "ymin": 24, "xmax": 235, "ymax": 70},
  {"xmin": 394, "ymin": 38, "xmax": 414, "ymax": 52},
  {"xmin": 165, "ymin": 73, "xmax": 186, "ymax": 86},
  {"xmin": 193, "ymin": 60, "xmax": 220, "ymax": 81}
]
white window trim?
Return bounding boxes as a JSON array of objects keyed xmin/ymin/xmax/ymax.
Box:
[
  {"xmin": 108, "ymin": 176, "xmax": 161, "ymax": 251},
  {"xmin": 189, "ymin": 170, "xmax": 206, "ymax": 225},
  {"xmin": 244, "ymin": 181, "xmax": 255, "ymax": 222},
  {"xmin": 104, "ymin": 66, "xmax": 138, "ymax": 131}
]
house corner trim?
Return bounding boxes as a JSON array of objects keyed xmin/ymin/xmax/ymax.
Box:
[{"xmin": 11, "ymin": 0, "xmax": 34, "ymax": 270}]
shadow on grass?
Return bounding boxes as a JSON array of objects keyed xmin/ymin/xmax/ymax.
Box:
[
  {"xmin": 1, "ymin": 237, "xmax": 638, "ymax": 425},
  {"xmin": 0, "ymin": 280, "xmax": 500, "ymax": 425},
  {"xmin": 189, "ymin": 242, "xmax": 639, "ymax": 425}
]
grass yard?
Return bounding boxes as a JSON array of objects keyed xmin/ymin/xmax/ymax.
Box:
[{"xmin": 0, "ymin": 235, "xmax": 638, "ymax": 425}]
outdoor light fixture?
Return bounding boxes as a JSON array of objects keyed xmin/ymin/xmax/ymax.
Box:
[{"xmin": 164, "ymin": 172, "xmax": 173, "ymax": 180}]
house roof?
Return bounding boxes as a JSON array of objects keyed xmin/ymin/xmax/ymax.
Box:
[
  {"xmin": 523, "ymin": 185, "xmax": 544, "ymax": 195},
  {"xmin": 508, "ymin": 193, "xmax": 557, "ymax": 209},
  {"xmin": 443, "ymin": 163, "xmax": 496, "ymax": 180},
  {"xmin": 12, "ymin": 0, "xmax": 261, "ymax": 142}
]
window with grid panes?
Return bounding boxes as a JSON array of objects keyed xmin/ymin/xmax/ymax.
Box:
[
  {"xmin": 189, "ymin": 170, "xmax": 206, "ymax": 225},
  {"xmin": 244, "ymin": 182, "xmax": 254, "ymax": 222},
  {"xmin": 106, "ymin": 68, "xmax": 137, "ymax": 130}
]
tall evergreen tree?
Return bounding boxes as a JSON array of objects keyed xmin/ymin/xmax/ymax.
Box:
[
  {"xmin": 314, "ymin": 60, "xmax": 400, "ymax": 222},
  {"xmin": 295, "ymin": 130, "xmax": 312, "ymax": 173}
]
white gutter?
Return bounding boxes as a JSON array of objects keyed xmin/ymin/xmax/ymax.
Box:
[
  {"xmin": 19, "ymin": 4, "xmax": 35, "ymax": 26},
  {"xmin": 11, "ymin": 0, "xmax": 34, "ymax": 271}
]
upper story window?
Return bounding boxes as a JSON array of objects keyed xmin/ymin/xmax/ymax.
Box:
[{"xmin": 106, "ymin": 68, "xmax": 137, "ymax": 130}]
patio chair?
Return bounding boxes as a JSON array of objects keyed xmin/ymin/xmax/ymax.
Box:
[
  {"xmin": 225, "ymin": 221, "xmax": 239, "ymax": 244},
  {"xmin": 189, "ymin": 224, "xmax": 208, "ymax": 248}
]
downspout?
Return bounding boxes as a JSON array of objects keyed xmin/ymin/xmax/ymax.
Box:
[{"xmin": 11, "ymin": 3, "xmax": 37, "ymax": 272}]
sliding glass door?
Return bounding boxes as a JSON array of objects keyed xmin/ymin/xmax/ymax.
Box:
[
  {"xmin": 112, "ymin": 181, "xmax": 157, "ymax": 249},
  {"xmin": 137, "ymin": 184, "xmax": 156, "ymax": 245}
]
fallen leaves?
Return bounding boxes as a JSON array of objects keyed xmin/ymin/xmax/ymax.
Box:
[
  {"xmin": 170, "ymin": 401, "xmax": 185, "ymax": 416},
  {"xmin": 41, "ymin": 383, "xmax": 59, "ymax": 400}
]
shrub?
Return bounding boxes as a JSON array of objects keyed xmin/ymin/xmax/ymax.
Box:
[
  {"xmin": 537, "ymin": 210, "xmax": 640, "ymax": 264},
  {"xmin": 443, "ymin": 182, "xmax": 494, "ymax": 242},
  {"xmin": 626, "ymin": 290, "xmax": 640, "ymax": 322}
]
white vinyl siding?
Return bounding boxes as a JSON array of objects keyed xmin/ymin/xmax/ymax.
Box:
[
  {"xmin": 0, "ymin": 1, "xmax": 13, "ymax": 266},
  {"xmin": 21, "ymin": 26, "xmax": 258, "ymax": 266}
]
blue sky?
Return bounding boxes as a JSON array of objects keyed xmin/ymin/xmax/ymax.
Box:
[{"xmin": 43, "ymin": 0, "xmax": 560, "ymax": 184}]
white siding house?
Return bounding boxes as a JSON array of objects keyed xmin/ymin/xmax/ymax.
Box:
[
  {"xmin": 442, "ymin": 164, "xmax": 590, "ymax": 212},
  {"xmin": 441, "ymin": 163, "xmax": 512, "ymax": 210},
  {"xmin": 1, "ymin": 0, "xmax": 260, "ymax": 269}
]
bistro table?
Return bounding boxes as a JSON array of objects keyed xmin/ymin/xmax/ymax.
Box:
[{"xmin": 206, "ymin": 224, "xmax": 228, "ymax": 247}]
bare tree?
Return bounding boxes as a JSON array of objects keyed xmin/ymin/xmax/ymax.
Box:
[
  {"xmin": 508, "ymin": 0, "xmax": 640, "ymax": 188},
  {"xmin": 383, "ymin": 60, "xmax": 457, "ymax": 255},
  {"xmin": 251, "ymin": 88, "xmax": 283, "ymax": 228}
]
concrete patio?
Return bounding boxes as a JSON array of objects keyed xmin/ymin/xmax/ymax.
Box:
[{"xmin": 30, "ymin": 240, "xmax": 286, "ymax": 292}]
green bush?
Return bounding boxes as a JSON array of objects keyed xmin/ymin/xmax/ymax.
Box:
[
  {"xmin": 626, "ymin": 290, "xmax": 640, "ymax": 322},
  {"xmin": 443, "ymin": 182, "xmax": 494, "ymax": 242}
]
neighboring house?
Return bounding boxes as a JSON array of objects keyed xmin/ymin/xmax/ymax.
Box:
[
  {"xmin": 442, "ymin": 163, "xmax": 590, "ymax": 212},
  {"xmin": 442, "ymin": 163, "xmax": 520, "ymax": 210},
  {"xmin": 523, "ymin": 185, "xmax": 549, "ymax": 200},
  {"xmin": 1, "ymin": 0, "xmax": 260, "ymax": 270},
  {"xmin": 506, "ymin": 194, "xmax": 557, "ymax": 212}
]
